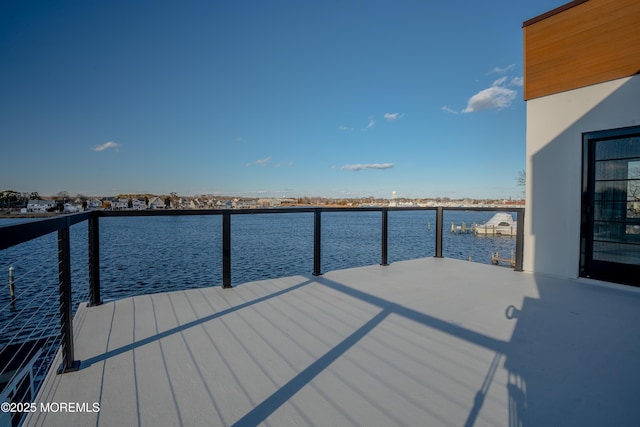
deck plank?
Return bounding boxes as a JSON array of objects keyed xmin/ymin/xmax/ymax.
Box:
[{"xmin": 25, "ymin": 258, "xmax": 640, "ymax": 427}]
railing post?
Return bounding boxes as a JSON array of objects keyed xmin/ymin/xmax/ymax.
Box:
[
  {"xmin": 57, "ymin": 222, "xmax": 80, "ymax": 374},
  {"xmin": 435, "ymin": 207, "xmax": 443, "ymax": 258},
  {"xmin": 88, "ymin": 214, "xmax": 102, "ymax": 306},
  {"xmin": 222, "ymin": 211, "xmax": 232, "ymax": 288},
  {"xmin": 313, "ymin": 209, "xmax": 322, "ymax": 276},
  {"xmin": 381, "ymin": 208, "xmax": 389, "ymax": 266},
  {"xmin": 514, "ymin": 209, "xmax": 525, "ymax": 271}
]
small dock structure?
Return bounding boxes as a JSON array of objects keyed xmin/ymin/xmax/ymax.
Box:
[
  {"xmin": 491, "ymin": 250, "xmax": 516, "ymax": 268},
  {"xmin": 450, "ymin": 221, "xmax": 475, "ymax": 234}
]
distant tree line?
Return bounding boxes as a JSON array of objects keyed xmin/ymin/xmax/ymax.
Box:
[
  {"xmin": 0, "ymin": 190, "xmax": 45, "ymax": 208},
  {"xmin": 0, "ymin": 189, "xmax": 90, "ymax": 211}
]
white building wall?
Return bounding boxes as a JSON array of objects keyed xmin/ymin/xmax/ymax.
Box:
[{"xmin": 525, "ymin": 75, "xmax": 640, "ymax": 278}]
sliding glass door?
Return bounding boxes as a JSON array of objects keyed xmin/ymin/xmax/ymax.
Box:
[{"xmin": 581, "ymin": 126, "xmax": 640, "ymax": 286}]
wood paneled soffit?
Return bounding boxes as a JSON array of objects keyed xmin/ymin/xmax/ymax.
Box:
[{"xmin": 523, "ymin": 0, "xmax": 640, "ymax": 100}]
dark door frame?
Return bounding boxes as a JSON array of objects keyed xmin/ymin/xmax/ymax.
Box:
[{"xmin": 580, "ymin": 125, "xmax": 640, "ymax": 286}]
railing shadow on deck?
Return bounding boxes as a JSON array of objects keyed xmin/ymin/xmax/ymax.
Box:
[
  {"xmin": 0, "ymin": 206, "xmax": 524, "ymax": 377},
  {"xmin": 79, "ymin": 278, "xmax": 314, "ymax": 370},
  {"xmin": 231, "ymin": 273, "xmax": 512, "ymax": 427}
]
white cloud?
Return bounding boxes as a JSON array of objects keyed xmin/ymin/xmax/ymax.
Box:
[
  {"xmin": 461, "ymin": 71, "xmax": 520, "ymax": 113},
  {"xmin": 490, "ymin": 64, "xmax": 515, "ymax": 75},
  {"xmin": 492, "ymin": 76, "xmax": 508, "ymax": 86},
  {"xmin": 247, "ymin": 157, "xmax": 293, "ymax": 168},
  {"xmin": 462, "ymin": 86, "xmax": 517, "ymax": 113},
  {"xmin": 93, "ymin": 141, "xmax": 120, "ymax": 152},
  {"xmin": 384, "ymin": 112, "xmax": 404, "ymax": 121},
  {"xmin": 510, "ymin": 76, "xmax": 523, "ymax": 86},
  {"xmin": 341, "ymin": 163, "xmax": 395, "ymax": 171},
  {"xmin": 338, "ymin": 125, "xmax": 354, "ymax": 131},
  {"xmin": 361, "ymin": 117, "xmax": 375, "ymax": 131},
  {"xmin": 441, "ymin": 106, "xmax": 459, "ymax": 115},
  {"xmin": 444, "ymin": 64, "xmax": 522, "ymax": 115},
  {"xmin": 251, "ymin": 156, "xmax": 270, "ymax": 167}
]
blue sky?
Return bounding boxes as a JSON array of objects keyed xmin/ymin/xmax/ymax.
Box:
[{"xmin": 1, "ymin": 0, "xmax": 566, "ymax": 199}]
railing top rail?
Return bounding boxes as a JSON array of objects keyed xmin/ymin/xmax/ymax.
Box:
[
  {"xmin": 98, "ymin": 206, "xmax": 523, "ymax": 217},
  {"xmin": 99, "ymin": 207, "xmax": 318, "ymax": 216},
  {"xmin": 437, "ymin": 206, "xmax": 525, "ymax": 213},
  {"xmin": 99, "ymin": 208, "xmax": 226, "ymax": 217},
  {"xmin": 1, "ymin": 205, "xmax": 525, "ymax": 251},
  {"xmin": 99, "ymin": 207, "xmax": 396, "ymax": 217},
  {"xmin": 0, "ymin": 211, "xmax": 92, "ymax": 251}
]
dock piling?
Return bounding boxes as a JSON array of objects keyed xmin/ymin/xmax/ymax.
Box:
[{"xmin": 9, "ymin": 266, "xmax": 15, "ymax": 301}]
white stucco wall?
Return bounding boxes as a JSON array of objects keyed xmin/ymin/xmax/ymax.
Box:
[{"xmin": 524, "ymin": 75, "xmax": 640, "ymax": 278}]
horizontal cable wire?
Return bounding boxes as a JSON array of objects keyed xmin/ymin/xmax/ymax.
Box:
[
  {"xmin": 0, "ymin": 285, "xmax": 59, "ymax": 378},
  {"xmin": 0, "ymin": 275, "xmax": 58, "ymax": 338},
  {"xmin": 0, "ymin": 225, "xmax": 89, "ymax": 403}
]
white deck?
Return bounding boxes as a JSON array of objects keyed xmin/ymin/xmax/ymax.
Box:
[{"xmin": 25, "ymin": 258, "xmax": 640, "ymax": 426}]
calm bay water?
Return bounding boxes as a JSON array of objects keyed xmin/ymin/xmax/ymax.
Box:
[{"xmin": 0, "ymin": 210, "xmax": 517, "ymax": 345}]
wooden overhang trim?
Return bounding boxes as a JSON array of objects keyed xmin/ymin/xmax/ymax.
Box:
[{"xmin": 522, "ymin": 0, "xmax": 589, "ymax": 27}]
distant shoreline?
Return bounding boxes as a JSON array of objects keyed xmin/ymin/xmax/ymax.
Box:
[{"xmin": 0, "ymin": 210, "xmax": 61, "ymax": 219}]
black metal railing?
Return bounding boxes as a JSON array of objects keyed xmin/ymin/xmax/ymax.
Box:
[
  {"xmin": 0, "ymin": 206, "xmax": 524, "ymax": 375},
  {"xmin": 0, "ymin": 212, "xmax": 93, "ymax": 384}
]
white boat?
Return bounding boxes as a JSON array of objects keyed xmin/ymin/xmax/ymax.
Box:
[{"xmin": 474, "ymin": 213, "xmax": 517, "ymax": 236}]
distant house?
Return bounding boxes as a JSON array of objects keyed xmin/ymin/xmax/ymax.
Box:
[
  {"xmin": 112, "ymin": 198, "xmax": 129, "ymax": 211},
  {"xmin": 131, "ymin": 199, "xmax": 147, "ymax": 210},
  {"xmin": 26, "ymin": 199, "xmax": 56, "ymax": 213},
  {"xmin": 171, "ymin": 198, "xmax": 190, "ymax": 209},
  {"xmin": 86, "ymin": 199, "xmax": 103, "ymax": 210},
  {"xmin": 63, "ymin": 202, "xmax": 82, "ymax": 213},
  {"xmin": 222, "ymin": 200, "xmax": 234, "ymax": 209},
  {"xmin": 190, "ymin": 198, "xmax": 205, "ymax": 209},
  {"xmin": 148, "ymin": 197, "xmax": 166, "ymax": 209},
  {"xmin": 258, "ymin": 198, "xmax": 281, "ymax": 207},
  {"xmin": 236, "ymin": 200, "xmax": 258, "ymax": 209},
  {"xmin": 503, "ymin": 200, "xmax": 525, "ymax": 206}
]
